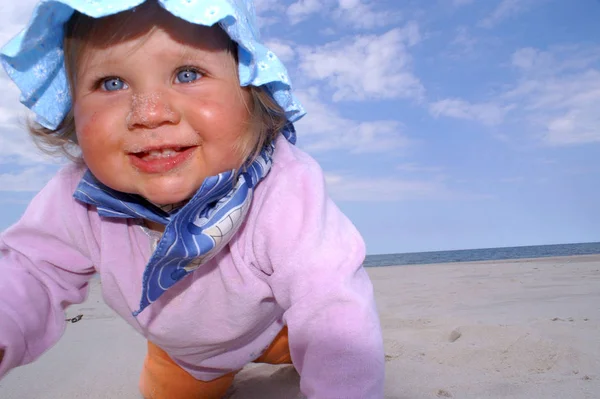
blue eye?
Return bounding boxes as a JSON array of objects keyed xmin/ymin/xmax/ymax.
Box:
[
  {"xmin": 102, "ymin": 78, "xmax": 127, "ymax": 91},
  {"xmin": 176, "ymin": 69, "xmax": 201, "ymax": 84}
]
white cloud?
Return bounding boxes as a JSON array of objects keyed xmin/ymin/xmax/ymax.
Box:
[
  {"xmin": 287, "ymin": 0, "xmax": 326, "ymax": 25},
  {"xmin": 253, "ymin": 0, "xmax": 283, "ymax": 12},
  {"xmin": 332, "ymin": 0, "xmax": 402, "ymax": 30},
  {"xmin": 533, "ymin": 86, "xmax": 600, "ymax": 146},
  {"xmin": 429, "ymin": 98, "xmax": 509, "ymax": 126},
  {"xmin": 287, "ymin": 0, "xmax": 400, "ymax": 29},
  {"xmin": 324, "ymin": 172, "xmax": 486, "ymax": 202},
  {"xmin": 0, "ymin": 132, "xmax": 48, "ymax": 165},
  {"xmin": 429, "ymin": 45, "xmax": 600, "ymax": 146},
  {"xmin": 511, "ymin": 47, "xmax": 548, "ymax": 70},
  {"xmin": 325, "ymin": 174, "xmax": 445, "ymax": 201},
  {"xmin": 253, "ymin": 0, "xmax": 286, "ymax": 27},
  {"xmin": 0, "ymin": 73, "xmax": 55, "ymax": 165},
  {"xmin": 511, "ymin": 46, "xmax": 600, "ymax": 75},
  {"xmin": 264, "ymin": 39, "xmax": 296, "ymax": 63},
  {"xmin": 506, "ymin": 70, "xmax": 600, "ymax": 112},
  {"xmin": 448, "ymin": 26, "xmax": 478, "ymax": 57},
  {"xmin": 298, "ymin": 25, "xmax": 424, "ymax": 102},
  {"xmin": 0, "ymin": 166, "xmax": 57, "ymax": 191},
  {"xmin": 544, "ymin": 109, "xmax": 600, "ymax": 145},
  {"xmin": 294, "ymin": 87, "xmax": 410, "ymax": 153},
  {"xmin": 505, "ymin": 47, "xmax": 600, "ymax": 146},
  {"xmin": 0, "ymin": 73, "xmax": 23, "ymax": 116},
  {"xmin": 0, "ymin": 69, "xmax": 61, "ymax": 166},
  {"xmin": 0, "ymin": 1, "xmax": 38, "ymax": 45},
  {"xmin": 478, "ymin": 0, "xmax": 537, "ymax": 29}
]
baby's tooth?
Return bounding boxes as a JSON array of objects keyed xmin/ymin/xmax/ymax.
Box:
[{"xmin": 145, "ymin": 148, "xmax": 179, "ymax": 159}]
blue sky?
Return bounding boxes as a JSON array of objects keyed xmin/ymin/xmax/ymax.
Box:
[{"xmin": 0, "ymin": 0, "xmax": 599, "ymax": 254}]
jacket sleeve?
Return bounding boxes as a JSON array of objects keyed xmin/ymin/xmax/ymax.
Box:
[
  {"xmin": 0, "ymin": 166, "xmax": 97, "ymax": 379},
  {"xmin": 250, "ymin": 158, "xmax": 385, "ymax": 398}
]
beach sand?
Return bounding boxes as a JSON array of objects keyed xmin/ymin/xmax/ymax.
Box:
[{"xmin": 0, "ymin": 255, "xmax": 598, "ymax": 398}]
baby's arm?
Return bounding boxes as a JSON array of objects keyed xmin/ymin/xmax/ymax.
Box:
[
  {"xmin": 0, "ymin": 166, "xmax": 96, "ymax": 378},
  {"xmin": 252, "ymin": 158, "xmax": 384, "ymax": 398}
]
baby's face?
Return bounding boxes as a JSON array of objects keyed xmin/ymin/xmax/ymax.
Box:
[{"xmin": 72, "ymin": 6, "xmax": 251, "ymax": 205}]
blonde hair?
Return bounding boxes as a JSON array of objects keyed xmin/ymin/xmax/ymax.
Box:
[{"xmin": 28, "ymin": 8, "xmax": 288, "ymax": 169}]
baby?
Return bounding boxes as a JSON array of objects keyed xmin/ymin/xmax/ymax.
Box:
[{"xmin": 0, "ymin": 1, "xmax": 384, "ymax": 398}]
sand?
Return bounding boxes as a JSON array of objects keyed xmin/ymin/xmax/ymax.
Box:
[{"xmin": 0, "ymin": 255, "xmax": 598, "ymax": 398}]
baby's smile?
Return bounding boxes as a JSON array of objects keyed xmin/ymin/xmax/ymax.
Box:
[{"xmin": 128, "ymin": 145, "xmax": 198, "ymax": 174}]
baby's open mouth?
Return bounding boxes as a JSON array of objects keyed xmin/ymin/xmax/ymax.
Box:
[
  {"xmin": 132, "ymin": 146, "xmax": 195, "ymax": 160},
  {"xmin": 127, "ymin": 145, "xmax": 198, "ymax": 173}
]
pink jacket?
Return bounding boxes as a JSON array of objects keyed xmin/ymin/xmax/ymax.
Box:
[{"xmin": 0, "ymin": 136, "xmax": 384, "ymax": 398}]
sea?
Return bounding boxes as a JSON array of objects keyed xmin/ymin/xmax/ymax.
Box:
[{"xmin": 363, "ymin": 242, "xmax": 600, "ymax": 268}]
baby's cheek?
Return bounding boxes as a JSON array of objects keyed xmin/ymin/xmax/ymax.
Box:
[
  {"xmin": 74, "ymin": 107, "xmax": 95, "ymax": 134},
  {"xmin": 76, "ymin": 114, "xmax": 115, "ymax": 165},
  {"xmin": 75, "ymin": 119, "xmax": 96, "ymax": 150}
]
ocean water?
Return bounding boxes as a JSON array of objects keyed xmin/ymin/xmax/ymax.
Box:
[{"xmin": 363, "ymin": 242, "xmax": 600, "ymax": 268}]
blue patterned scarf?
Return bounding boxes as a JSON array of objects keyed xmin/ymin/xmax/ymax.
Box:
[{"xmin": 74, "ymin": 126, "xmax": 295, "ymax": 315}]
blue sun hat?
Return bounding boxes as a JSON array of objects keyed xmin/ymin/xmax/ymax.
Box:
[{"xmin": 0, "ymin": 0, "xmax": 305, "ymax": 130}]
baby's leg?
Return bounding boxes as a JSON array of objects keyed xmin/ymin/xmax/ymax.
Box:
[
  {"xmin": 139, "ymin": 341, "xmax": 235, "ymax": 399},
  {"xmin": 253, "ymin": 326, "xmax": 293, "ymax": 365}
]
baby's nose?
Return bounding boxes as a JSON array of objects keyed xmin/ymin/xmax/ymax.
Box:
[{"xmin": 126, "ymin": 92, "xmax": 180, "ymax": 129}]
